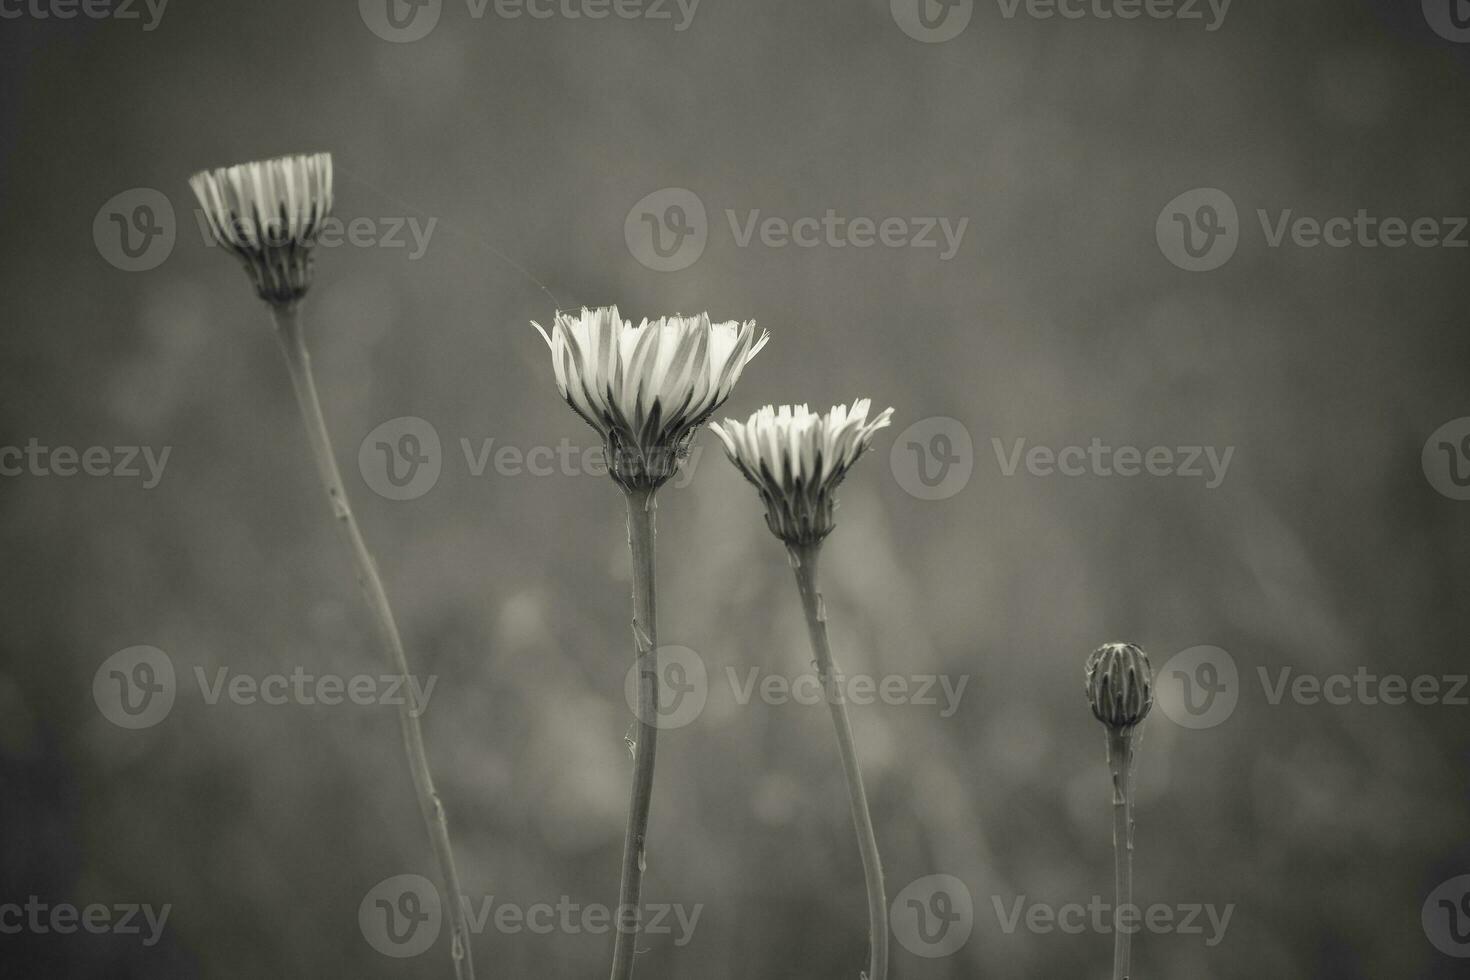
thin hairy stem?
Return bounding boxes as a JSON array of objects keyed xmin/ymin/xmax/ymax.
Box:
[
  {"xmin": 788, "ymin": 541, "xmax": 888, "ymax": 980},
  {"xmin": 271, "ymin": 305, "xmax": 476, "ymax": 980},
  {"xmin": 1106, "ymin": 727, "xmax": 1138, "ymax": 980},
  {"xmin": 609, "ymin": 486, "xmax": 660, "ymax": 980}
]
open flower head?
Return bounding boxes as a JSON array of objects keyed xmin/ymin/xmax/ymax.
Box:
[
  {"xmin": 189, "ymin": 152, "xmax": 334, "ymax": 308},
  {"xmin": 533, "ymin": 307, "xmax": 768, "ymax": 492},
  {"xmin": 711, "ymin": 399, "xmax": 894, "ymax": 545}
]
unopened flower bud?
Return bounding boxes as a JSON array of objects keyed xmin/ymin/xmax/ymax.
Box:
[{"xmin": 1085, "ymin": 642, "xmax": 1154, "ymax": 730}]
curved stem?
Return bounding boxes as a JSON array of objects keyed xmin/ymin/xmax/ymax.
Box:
[
  {"xmin": 609, "ymin": 486, "xmax": 660, "ymax": 980},
  {"xmin": 1106, "ymin": 727, "xmax": 1138, "ymax": 980},
  {"xmin": 788, "ymin": 541, "xmax": 888, "ymax": 980},
  {"xmin": 271, "ymin": 305, "xmax": 476, "ymax": 980}
]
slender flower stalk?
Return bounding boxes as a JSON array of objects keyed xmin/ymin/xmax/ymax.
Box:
[
  {"xmin": 617, "ymin": 483, "xmax": 658, "ymax": 980},
  {"xmin": 710, "ymin": 399, "xmax": 894, "ymax": 980},
  {"xmin": 533, "ymin": 307, "xmax": 767, "ymax": 980},
  {"xmin": 787, "ymin": 540, "xmax": 889, "ymax": 980},
  {"xmin": 190, "ymin": 153, "xmax": 476, "ymax": 980},
  {"xmin": 1085, "ymin": 642, "xmax": 1155, "ymax": 980}
]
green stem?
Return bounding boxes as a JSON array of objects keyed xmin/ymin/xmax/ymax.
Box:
[
  {"xmin": 1106, "ymin": 727, "xmax": 1138, "ymax": 980},
  {"xmin": 271, "ymin": 305, "xmax": 476, "ymax": 980},
  {"xmin": 788, "ymin": 541, "xmax": 888, "ymax": 980},
  {"xmin": 609, "ymin": 486, "xmax": 660, "ymax": 980}
]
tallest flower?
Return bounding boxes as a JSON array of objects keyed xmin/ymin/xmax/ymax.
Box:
[
  {"xmin": 534, "ymin": 306, "xmax": 766, "ymax": 980},
  {"xmin": 189, "ymin": 152, "xmax": 333, "ymax": 308},
  {"xmin": 190, "ymin": 153, "xmax": 476, "ymax": 980},
  {"xmin": 534, "ymin": 307, "xmax": 768, "ymax": 491}
]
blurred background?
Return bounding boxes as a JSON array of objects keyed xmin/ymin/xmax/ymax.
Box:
[{"xmin": 3, "ymin": 0, "xmax": 1470, "ymax": 976}]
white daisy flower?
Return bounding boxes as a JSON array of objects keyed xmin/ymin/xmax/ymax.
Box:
[
  {"xmin": 189, "ymin": 152, "xmax": 334, "ymax": 307},
  {"xmin": 533, "ymin": 306, "xmax": 769, "ymax": 492},
  {"xmin": 710, "ymin": 399, "xmax": 894, "ymax": 544}
]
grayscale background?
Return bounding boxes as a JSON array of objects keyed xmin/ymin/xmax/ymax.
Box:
[{"xmin": 3, "ymin": 0, "xmax": 1470, "ymax": 977}]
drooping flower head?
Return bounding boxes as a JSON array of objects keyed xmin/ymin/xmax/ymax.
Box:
[
  {"xmin": 1085, "ymin": 642, "xmax": 1154, "ymax": 730},
  {"xmin": 533, "ymin": 307, "xmax": 768, "ymax": 492},
  {"xmin": 710, "ymin": 399, "xmax": 894, "ymax": 546},
  {"xmin": 189, "ymin": 152, "xmax": 334, "ymax": 308}
]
